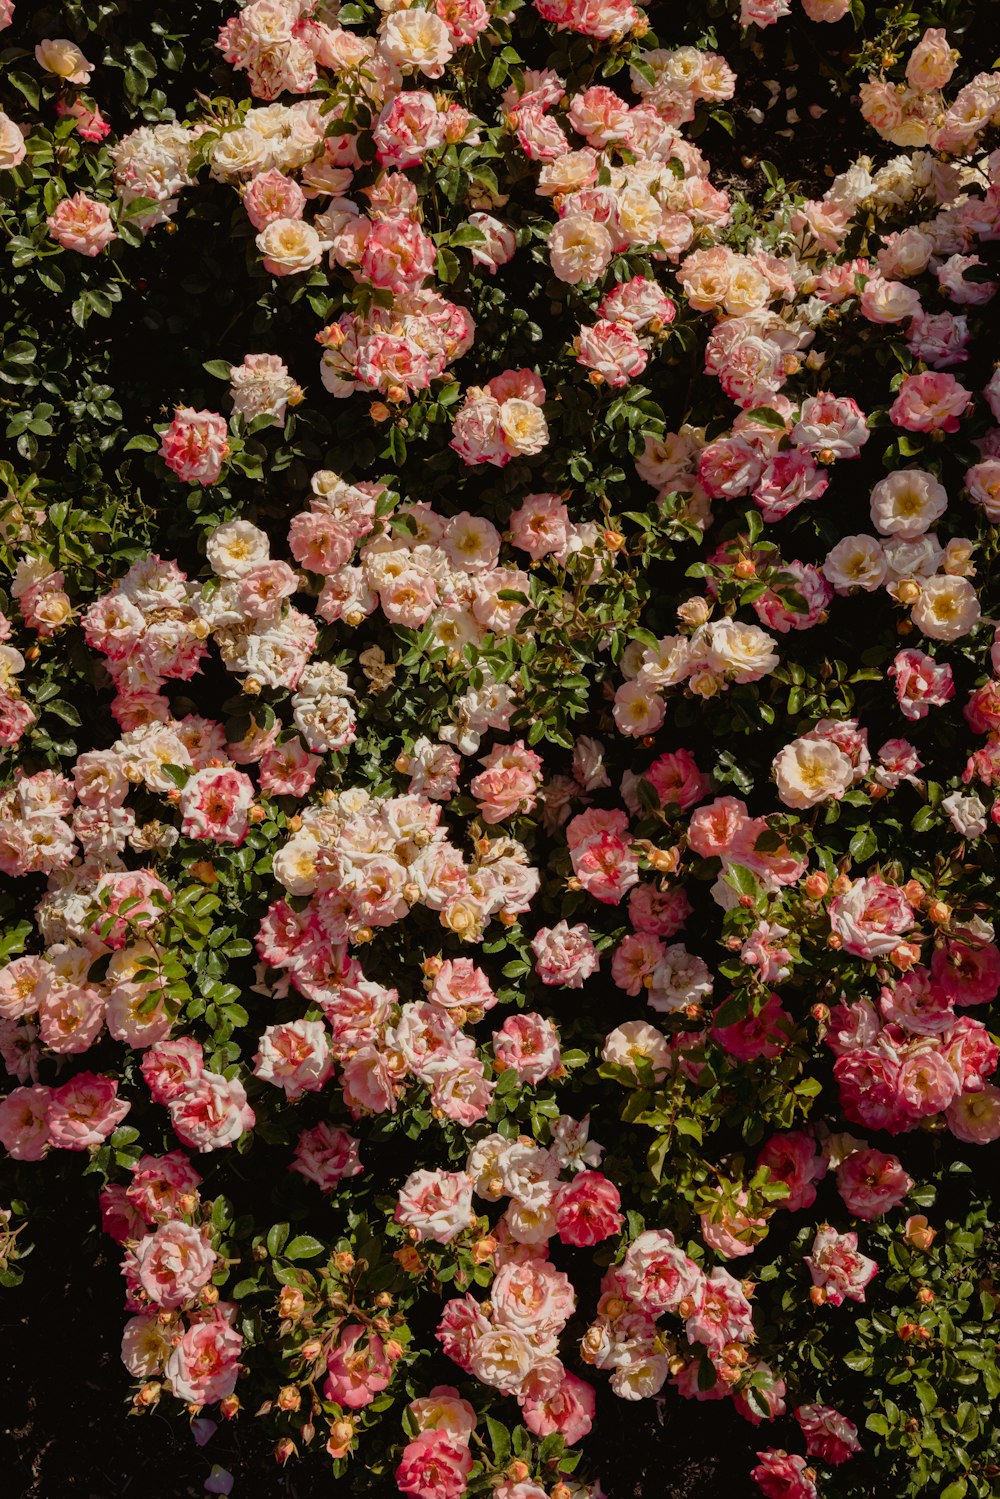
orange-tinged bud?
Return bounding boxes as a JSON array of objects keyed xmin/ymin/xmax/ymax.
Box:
[
  {"xmin": 805, "ymin": 871, "xmax": 829, "ymax": 900},
  {"xmin": 904, "ymin": 1215, "xmax": 936, "ymax": 1251},
  {"xmin": 277, "ymin": 1385, "xmax": 301, "ymax": 1412},
  {"xmin": 219, "ymin": 1395, "xmax": 240, "ymax": 1420},
  {"xmin": 278, "ymin": 1286, "xmax": 305, "ymax": 1320}
]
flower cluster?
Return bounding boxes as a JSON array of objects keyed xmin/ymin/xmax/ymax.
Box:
[{"xmin": 2, "ymin": 4, "xmax": 1000, "ymax": 1499}]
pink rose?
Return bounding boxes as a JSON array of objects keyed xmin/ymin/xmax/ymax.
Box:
[
  {"xmin": 47, "ymin": 1072, "xmax": 130, "ymax": 1150},
  {"xmin": 493, "ymin": 1012, "xmax": 561, "ymax": 1083},
  {"xmin": 395, "ymin": 1431, "xmax": 473, "ymax": 1499},
  {"xmin": 0, "ymin": 1083, "xmax": 53, "ymax": 1160},
  {"xmin": 620, "ymin": 1228, "xmax": 703, "ymax": 1313},
  {"xmin": 555, "ymin": 1170, "xmax": 622, "ymax": 1247},
  {"xmin": 47, "ymin": 193, "xmax": 115, "ymax": 256},
  {"xmin": 889, "ymin": 372, "xmax": 971, "ymax": 433},
  {"xmin": 290, "ymin": 1122, "xmax": 362, "ymax": 1190},
  {"xmin": 889, "ymin": 649, "xmax": 954, "ymax": 720},
  {"xmin": 836, "ymin": 1148, "xmax": 912, "ymax": 1219},
  {"xmin": 253, "ymin": 1019, "xmax": 332, "ymax": 1099},
  {"xmin": 395, "ymin": 1169, "xmax": 475, "ymax": 1244},
  {"xmin": 179, "ymin": 766, "xmax": 254, "ymax": 844},
  {"xmin": 169, "ymin": 1071, "xmax": 255, "ymax": 1152},
  {"xmin": 795, "ymin": 1403, "xmax": 861, "ymax": 1465},
  {"xmin": 324, "ymin": 1324, "xmax": 393, "ymax": 1408},
  {"xmin": 521, "ymin": 1369, "xmax": 595, "ymax": 1444},
  {"xmin": 165, "ymin": 1310, "xmax": 242, "ymax": 1405},
  {"xmin": 127, "ymin": 1151, "xmax": 202, "ymax": 1222},
  {"xmin": 751, "ymin": 1449, "xmax": 818, "ymax": 1499},
  {"xmin": 805, "ymin": 1225, "xmax": 878, "ymax": 1305},
  {"xmin": 159, "ymin": 408, "xmax": 230, "ymax": 486},
  {"xmin": 135, "ymin": 1221, "xmax": 216, "ymax": 1308},
  {"xmin": 141, "ymin": 1037, "xmax": 204, "ymax": 1105},
  {"xmin": 829, "ymin": 874, "xmax": 914, "ymax": 958},
  {"xmin": 531, "ymin": 921, "xmax": 599, "ymax": 987}
]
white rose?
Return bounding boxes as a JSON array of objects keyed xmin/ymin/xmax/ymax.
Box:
[
  {"xmin": 941, "ymin": 791, "xmax": 988, "ymax": 839},
  {"xmin": 256, "ymin": 218, "xmax": 327, "ymax": 275},
  {"xmin": 379, "ymin": 10, "xmax": 453, "ymax": 78},
  {"xmin": 869, "ymin": 468, "xmax": 947, "ymax": 538},
  {"xmin": 910, "ymin": 574, "xmax": 980, "ymax": 641},
  {"xmin": 210, "ymin": 127, "xmax": 273, "ymax": 180},
  {"xmin": 773, "ymin": 737, "xmax": 854, "ymax": 809},
  {"xmin": 548, "ymin": 214, "xmax": 614, "ymax": 286},
  {"xmin": 206, "ymin": 520, "xmax": 270, "ymax": 578},
  {"xmin": 698, "ymin": 619, "xmax": 779, "ymax": 683},
  {"xmin": 0, "ymin": 110, "xmax": 26, "ymax": 171},
  {"xmin": 823, "ymin": 534, "xmax": 887, "ymax": 593}
]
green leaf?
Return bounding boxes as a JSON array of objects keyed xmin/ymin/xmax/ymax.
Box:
[
  {"xmin": 267, "ymin": 1222, "xmax": 289, "ymax": 1258},
  {"xmin": 285, "ymin": 1235, "xmax": 326, "ymax": 1261}
]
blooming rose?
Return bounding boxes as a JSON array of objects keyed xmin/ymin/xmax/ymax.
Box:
[
  {"xmin": 290, "ymin": 1121, "xmax": 362, "ymax": 1190},
  {"xmin": 910, "ymin": 575, "xmax": 980, "ymax": 642},
  {"xmin": 395, "ymin": 1169, "xmax": 475, "ymax": 1243},
  {"xmin": 531, "ymin": 921, "xmax": 600, "ymax": 987},
  {"xmin": 395, "ymin": 1431, "xmax": 472, "ymax": 1499},
  {"xmin": 805, "ymin": 1225, "xmax": 878, "ymax": 1305},
  {"xmin": 179, "ymin": 766, "xmax": 254, "ymax": 844},
  {"xmin": 795, "ymin": 1404, "xmax": 861, "ymax": 1465},
  {"xmin": 751, "ymin": 1450, "xmax": 818, "ymax": 1499},
  {"xmin": 829, "ymin": 875, "xmax": 914, "ymax": 958},
  {"xmin": 253, "ymin": 1019, "xmax": 333, "ymax": 1099},
  {"xmin": 773, "ymin": 735, "xmax": 853, "ymax": 809},
  {"xmin": 325, "ymin": 1324, "xmax": 393, "ymax": 1408},
  {"xmin": 836, "ymin": 1148, "xmax": 912, "ymax": 1219},
  {"xmin": 134, "ymin": 1221, "xmax": 216, "ymax": 1308},
  {"xmin": 47, "ymin": 194, "xmax": 116, "ymax": 256},
  {"xmin": 256, "ymin": 218, "xmax": 329, "ymax": 276},
  {"xmin": 35, "ymin": 38, "xmax": 93, "ymax": 83},
  {"xmin": 554, "ymin": 1171, "xmax": 622, "ymax": 1246},
  {"xmin": 0, "ymin": 110, "xmax": 26, "ymax": 170},
  {"xmin": 169, "ymin": 1071, "xmax": 255, "ymax": 1152},
  {"xmin": 159, "ymin": 408, "xmax": 230, "ymax": 486},
  {"xmin": 165, "ymin": 1311, "xmax": 242, "ymax": 1405}
]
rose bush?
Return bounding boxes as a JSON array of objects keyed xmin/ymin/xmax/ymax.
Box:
[{"xmin": 1, "ymin": 0, "xmax": 1000, "ymax": 1496}]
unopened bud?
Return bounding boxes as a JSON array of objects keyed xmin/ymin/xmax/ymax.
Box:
[
  {"xmin": 274, "ymin": 1437, "xmax": 296, "ymax": 1466},
  {"xmin": 904, "ymin": 1215, "xmax": 936, "ymax": 1251},
  {"xmin": 805, "ymin": 871, "xmax": 829, "ymax": 900},
  {"xmin": 809, "ymin": 1285, "xmax": 828, "ymax": 1306},
  {"xmin": 277, "ymin": 1385, "xmax": 301, "ymax": 1413},
  {"xmin": 279, "ymin": 1286, "xmax": 305, "ymax": 1320},
  {"xmin": 891, "ymin": 941, "xmax": 921, "ymax": 972},
  {"xmin": 301, "ymin": 1338, "xmax": 322, "ymax": 1362},
  {"xmin": 677, "ymin": 596, "xmax": 711, "ymax": 628},
  {"xmin": 219, "ymin": 1394, "xmax": 240, "ymax": 1420},
  {"xmin": 926, "ymin": 900, "xmax": 951, "ymax": 926}
]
